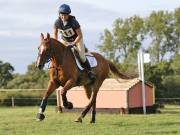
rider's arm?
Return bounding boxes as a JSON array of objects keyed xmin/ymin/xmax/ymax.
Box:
[
  {"xmin": 73, "ymin": 28, "xmax": 83, "ymax": 45},
  {"xmin": 53, "ymin": 27, "xmax": 58, "ymax": 40}
]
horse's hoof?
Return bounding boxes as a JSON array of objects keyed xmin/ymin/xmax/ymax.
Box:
[
  {"xmin": 64, "ymin": 102, "xmax": 73, "ymax": 109},
  {"xmin": 74, "ymin": 118, "xmax": 82, "ymax": 123},
  {"xmin": 90, "ymin": 120, "xmax": 96, "ymax": 124},
  {"xmin": 36, "ymin": 113, "xmax": 45, "ymax": 121}
]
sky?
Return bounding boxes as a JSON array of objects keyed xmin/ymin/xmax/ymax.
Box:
[{"xmin": 0, "ymin": 0, "xmax": 179, "ymax": 74}]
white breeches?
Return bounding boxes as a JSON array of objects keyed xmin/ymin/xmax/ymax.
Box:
[{"xmin": 60, "ymin": 39, "xmax": 86, "ymax": 63}]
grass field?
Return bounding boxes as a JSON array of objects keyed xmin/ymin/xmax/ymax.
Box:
[{"xmin": 0, "ymin": 105, "xmax": 180, "ymax": 135}]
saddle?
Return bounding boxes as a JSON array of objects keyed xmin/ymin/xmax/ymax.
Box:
[{"xmin": 70, "ymin": 47, "xmax": 97, "ymax": 71}]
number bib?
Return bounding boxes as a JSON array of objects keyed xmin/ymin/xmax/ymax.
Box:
[
  {"xmin": 54, "ymin": 16, "xmax": 80, "ymax": 42},
  {"xmin": 59, "ymin": 28, "xmax": 75, "ymax": 38}
]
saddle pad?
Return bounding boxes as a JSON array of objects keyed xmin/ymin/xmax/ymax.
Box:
[{"xmin": 72, "ymin": 50, "xmax": 97, "ymax": 70}]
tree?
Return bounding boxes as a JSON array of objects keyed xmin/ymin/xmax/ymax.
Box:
[
  {"xmin": 146, "ymin": 11, "xmax": 174, "ymax": 63},
  {"xmin": 144, "ymin": 61, "xmax": 173, "ymax": 97},
  {"xmin": 170, "ymin": 54, "xmax": 180, "ymax": 75},
  {"xmin": 6, "ymin": 62, "xmax": 49, "ymax": 89},
  {"xmin": 0, "ymin": 60, "xmax": 14, "ymax": 88},
  {"xmin": 97, "ymin": 29, "xmax": 116, "ymax": 63},
  {"xmin": 162, "ymin": 75, "xmax": 180, "ymax": 97},
  {"xmin": 112, "ymin": 16, "xmax": 144, "ymax": 61},
  {"xmin": 119, "ymin": 16, "xmax": 145, "ymax": 72},
  {"xmin": 98, "ymin": 16, "xmax": 145, "ymax": 72},
  {"xmin": 173, "ymin": 7, "xmax": 180, "ymax": 55}
]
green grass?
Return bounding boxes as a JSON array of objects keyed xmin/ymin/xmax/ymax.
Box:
[{"xmin": 0, "ymin": 105, "xmax": 180, "ymax": 135}]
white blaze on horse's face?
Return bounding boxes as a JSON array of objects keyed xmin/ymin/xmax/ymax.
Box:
[
  {"xmin": 39, "ymin": 45, "xmax": 45, "ymax": 55},
  {"xmin": 36, "ymin": 44, "xmax": 47, "ymax": 69}
]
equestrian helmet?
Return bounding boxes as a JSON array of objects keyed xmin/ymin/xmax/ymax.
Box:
[{"xmin": 58, "ymin": 4, "xmax": 71, "ymax": 14}]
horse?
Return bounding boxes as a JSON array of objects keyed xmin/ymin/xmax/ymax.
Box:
[{"xmin": 36, "ymin": 33, "xmax": 133, "ymax": 123}]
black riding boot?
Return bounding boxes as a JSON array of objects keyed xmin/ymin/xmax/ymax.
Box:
[{"xmin": 83, "ymin": 59, "xmax": 96, "ymax": 83}]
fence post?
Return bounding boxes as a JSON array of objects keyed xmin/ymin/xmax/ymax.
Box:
[
  {"xmin": 138, "ymin": 50, "xmax": 146, "ymax": 114},
  {"xmin": 11, "ymin": 96, "xmax": 15, "ymax": 107}
]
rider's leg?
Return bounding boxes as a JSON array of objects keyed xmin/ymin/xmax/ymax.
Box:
[
  {"xmin": 75, "ymin": 39, "xmax": 86, "ymax": 62},
  {"xmin": 76, "ymin": 39, "xmax": 96, "ymax": 81},
  {"xmin": 60, "ymin": 39, "xmax": 95, "ymax": 81}
]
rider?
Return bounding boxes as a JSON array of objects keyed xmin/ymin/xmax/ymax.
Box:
[{"xmin": 53, "ymin": 4, "xmax": 95, "ymax": 82}]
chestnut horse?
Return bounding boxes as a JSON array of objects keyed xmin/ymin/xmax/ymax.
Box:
[{"xmin": 36, "ymin": 33, "xmax": 132, "ymax": 123}]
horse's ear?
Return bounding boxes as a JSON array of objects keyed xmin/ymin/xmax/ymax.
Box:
[
  {"xmin": 41, "ymin": 33, "xmax": 44, "ymax": 41},
  {"xmin": 47, "ymin": 33, "xmax": 50, "ymax": 40}
]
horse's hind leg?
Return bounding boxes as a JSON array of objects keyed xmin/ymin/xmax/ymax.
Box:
[
  {"xmin": 75, "ymin": 88, "xmax": 98, "ymax": 123},
  {"xmin": 36, "ymin": 80, "xmax": 58, "ymax": 121},
  {"xmin": 75, "ymin": 80, "xmax": 104, "ymax": 123},
  {"xmin": 90, "ymin": 98, "xmax": 97, "ymax": 123}
]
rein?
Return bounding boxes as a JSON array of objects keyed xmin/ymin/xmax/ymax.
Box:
[{"xmin": 47, "ymin": 39, "xmax": 64, "ymax": 70}]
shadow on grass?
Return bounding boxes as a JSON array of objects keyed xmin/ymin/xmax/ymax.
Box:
[
  {"xmin": 161, "ymin": 111, "xmax": 180, "ymax": 114},
  {"xmin": 157, "ymin": 122, "xmax": 180, "ymax": 126},
  {"xmin": 111, "ymin": 122, "xmax": 138, "ymax": 127},
  {"xmin": 145, "ymin": 130, "xmax": 178, "ymax": 135}
]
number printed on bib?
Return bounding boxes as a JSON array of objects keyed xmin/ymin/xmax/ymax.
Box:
[{"xmin": 59, "ymin": 28, "xmax": 75, "ymax": 37}]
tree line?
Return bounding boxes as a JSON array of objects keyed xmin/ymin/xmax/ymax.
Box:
[
  {"xmin": 0, "ymin": 7, "xmax": 179, "ymax": 98},
  {"xmin": 98, "ymin": 7, "xmax": 180, "ymax": 98},
  {"xmin": 0, "ymin": 62, "xmax": 48, "ymax": 89}
]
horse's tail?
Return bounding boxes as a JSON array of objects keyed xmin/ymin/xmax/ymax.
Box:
[{"xmin": 108, "ymin": 60, "xmax": 134, "ymax": 79}]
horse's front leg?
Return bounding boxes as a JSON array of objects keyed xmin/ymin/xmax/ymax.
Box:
[
  {"xmin": 36, "ymin": 80, "xmax": 58, "ymax": 121},
  {"xmin": 58, "ymin": 79, "xmax": 75, "ymax": 109}
]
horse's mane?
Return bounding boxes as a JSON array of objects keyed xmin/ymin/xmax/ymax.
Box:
[
  {"xmin": 49, "ymin": 38, "xmax": 75, "ymax": 64},
  {"xmin": 50, "ymin": 38, "xmax": 65, "ymax": 47}
]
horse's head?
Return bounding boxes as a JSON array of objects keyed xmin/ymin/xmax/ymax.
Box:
[{"xmin": 36, "ymin": 33, "xmax": 52, "ymax": 69}]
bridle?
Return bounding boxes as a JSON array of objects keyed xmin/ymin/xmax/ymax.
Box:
[
  {"xmin": 37, "ymin": 39, "xmax": 54, "ymax": 67},
  {"xmin": 37, "ymin": 38, "xmax": 66, "ymax": 72}
]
